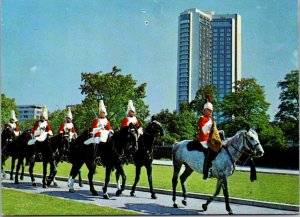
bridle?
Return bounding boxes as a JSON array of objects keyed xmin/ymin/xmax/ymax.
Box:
[{"xmin": 225, "ymin": 130, "xmax": 261, "ymax": 172}]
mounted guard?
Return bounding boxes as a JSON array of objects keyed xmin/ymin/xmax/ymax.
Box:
[
  {"xmin": 7, "ymin": 110, "xmax": 21, "ymax": 137},
  {"xmin": 197, "ymin": 94, "xmax": 223, "ymax": 179},
  {"xmin": 58, "ymin": 107, "xmax": 77, "ymax": 140},
  {"xmin": 28, "ymin": 106, "xmax": 53, "ymax": 145},
  {"xmin": 121, "ymin": 100, "xmax": 142, "ymax": 162},
  {"xmin": 55, "ymin": 107, "xmax": 77, "ymax": 164},
  {"xmin": 84, "ymin": 100, "xmax": 113, "ymax": 165}
]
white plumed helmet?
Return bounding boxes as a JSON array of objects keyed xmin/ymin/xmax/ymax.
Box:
[
  {"xmin": 66, "ymin": 107, "xmax": 73, "ymax": 119},
  {"xmin": 127, "ymin": 100, "xmax": 135, "ymax": 114},
  {"xmin": 41, "ymin": 106, "xmax": 48, "ymax": 120},
  {"xmin": 203, "ymin": 94, "xmax": 213, "ymax": 111},
  {"xmin": 99, "ymin": 100, "xmax": 107, "ymax": 116},
  {"xmin": 10, "ymin": 110, "xmax": 18, "ymax": 122}
]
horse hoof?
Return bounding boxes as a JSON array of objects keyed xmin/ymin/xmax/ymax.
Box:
[
  {"xmin": 182, "ymin": 200, "xmax": 187, "ymax": 206},
  {"xmin": 91, "ymin": 191, "xmax": 98, "ymax": 196},
  {"xmin": 103, "ymin": 193, "xmax": 110, "ymax": 199},
  {"xmin": 10, "ymin": 176, "xmax": 13, "ymax": 181},
  {"xmin": 202, "ymin": 204, "xmax": 207, "ymax": 211},
  {"xmin": 42, "ymin": 185, "xmax": 47, "ymax": 189},
  {"xmin": 151, "ymin": 194, "xmax": 157, "ymax": 199},
  {"xmin": 228, "ymin": 210, "xmax": 234, "ymax": 215},
  {"xmin": 116, "ymin": 190, "xmax": 122, "ymax": 196},
  {"xmin": 32, "ymin": 183, "xmax": 37, "ymax": 187},
  {"xmin": 20, "ymin": 176, "xmax": 24, "ymax": 180},
  {"xmin": 14, "ymin": 180, "xmax": 19, "ymax": 184},
  {"xmin": 69, "ymin": 188, "xmax": 75, "ymax": 193},
  {"xmin": 173, "ymin": 203, "xmax": 178, "ymax": 208},
  {"xmin": 130, "ymin": 192, "xmax": 135, "ymax": 197},
  {"xmin": 79, "ymin": 182, "xmax": 83, "ymax": 187}
]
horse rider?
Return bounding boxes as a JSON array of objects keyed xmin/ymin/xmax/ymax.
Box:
[
  {"xmin": 56, "ymin": 107, "xmax": 77, "ymax": 163},
  {"xmin": 7, "ymin": 110, "xmax": 21, "ymax": 137},
  {"xmin": 58, "ymin": 107, "xmax": 77, "ymax": 139},
  {"xmin": 28, "ymin": 106, "xmax": 53, "ymax": 145},
  {"xmin": 84, "ymin": 100, "xmax": 113, "ymax": 165},
  {"xmin": 121, "ymin": 100, "xmax": 141, "ymax": 162},
  {"xmin": 198, "ymin": 94, "xmax": 220, "ymax": 180}
]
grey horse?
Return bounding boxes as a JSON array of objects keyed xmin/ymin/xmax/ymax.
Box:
[{"xmin": 172, "ymin": 129, "xmax": 264, "ymax": 214}]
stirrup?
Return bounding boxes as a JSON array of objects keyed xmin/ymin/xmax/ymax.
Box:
[{"xmin": 94, "ymin": 157, "xmax": 102, "ymax": 166}]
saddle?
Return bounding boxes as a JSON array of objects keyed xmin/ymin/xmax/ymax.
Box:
[{"xmin": 186, "ymin": 141, "xmax": 207, "ymax": 153}]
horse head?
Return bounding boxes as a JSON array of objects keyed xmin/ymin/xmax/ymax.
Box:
[
  {"xmin": 116, "ymin": 123, "xmax": 139, "ymax": 157},
  {"xmin": 243, "ymin": 129, "xmax": 264, "ymax": 158},
  {"xmin": 147, "ymin": 117, "xmax": 164, "ymax": 137},
  {"xmin": 2, "ymin": 124, "xmax": 16, "ymax": 143}
]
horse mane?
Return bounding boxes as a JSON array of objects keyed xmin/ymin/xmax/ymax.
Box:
[{"xmin": 224, "ymin": 130, "xmax": 246, "ymax": 147}]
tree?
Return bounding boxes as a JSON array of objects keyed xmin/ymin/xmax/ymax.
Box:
[
  {"xmin": 275, "ymin": 70, "xmax": 299, "ymax": 146},
  {"xmin": 219, "ymin": 78, "xmax": 286, "ymax": 149},
  {"xmin": 77, "ymin": 66, "xmax": 149, "ymax": 131},
  {"xmin": 219, "ymin": 78, "xmax": 270, "ymax": 134},
  {"xmin": 190, "ymin": 84, "xmax": 219, "ymax": 115},
  {"xmin": 1, "ymin": 93, "xmax": 18, "ymax": 126}
]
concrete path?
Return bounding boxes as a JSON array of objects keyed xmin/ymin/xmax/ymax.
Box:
[{"xmin": 1, "ymin": 175, "xmax": 298, "ymax": 215}]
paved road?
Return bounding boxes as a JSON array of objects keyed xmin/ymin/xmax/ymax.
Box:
[{"xmin": 2, "ymin": 175, "xmax": 298, "ymax": 215}]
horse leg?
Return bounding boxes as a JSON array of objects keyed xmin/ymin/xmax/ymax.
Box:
[
  {"xmin": 14, "ymin": 158, "xmax": 22, "ymax": 184},
  {"xmin": 115, "ymin": 166, "xmax": 126, "ymax": 196},
  {"xmin": 20, "ymin": 159, "xmax": 25, "ymax": 180},
  {"xmin": 29, "ymin": 161, "xmax": 36, "ymax": 186},
  {"xmin": 69, "ymin": 161, "xmax": 83, "ymax": 192},
  {"xmin": 42, "ymin": 160, "xmax": 48, "ymax": 188},
  {"xmin": 86, "ymin": 161, "xmax": 98, "ymax": 196},
  {"xmin": 46, "ymin": 158, "xmax": 57, "ymax": 187},
  {"xmin": 180, "ymin": 164, "xmax": 193, "ymax": 206},
  {"xmin": 10, "ymin": 156, "xmax": 16, "ymax": 180},
  {"xmin": 103, "ymin": 166, "xmax": 111, "ymax": 199},
  {"xmin": 172, "ymin": 161, "xmax": 183, "ymax": 208},
  {"xmin": 202, "ymin": 178, "xmax": 223, "ymax": 212},
  {"xmin": 146, "ymin": 164, "xmax": 157, "ymax": 199},
  {"xmin": 222, "ymin": 178, "xmax": 233, "ymax": 215},
  {"xmin": 78, "ymin": 167, "xmax": 83, "ymax": 187},
  {"xmin": 130, "ymin": 165, "xmax": 141, "ymax": 197}
]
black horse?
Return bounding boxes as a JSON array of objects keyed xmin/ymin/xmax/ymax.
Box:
[
  {"xmin": 123, "ymin": 119, "xmax": 164, "ymax": 199},
  {"xmin": 25, "ymin": 133, "xmax": 57, "ymax": 188},
  {"xmin": 68, "ymin": 123, "xmax": 138, "ymax": 198},
  {"xmin": 1, "ymin": 125, "xmax": 19, "ymax": 180},
  {"xmin": 48, "ymin": 131, "xmax": 83, "ymax": 187},
  {"xmin": 14, "ymin": 129, "xmax": 34, "ymax": 184}
]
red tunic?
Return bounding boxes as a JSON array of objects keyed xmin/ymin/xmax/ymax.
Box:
[
  {"xmin": 121, "ymin": 116, "xmax": 140, "ymax": 128},
  {"xmin": 58, "ymin": 122, "xmax": 76, "ymax": 134},
  {"xmin": 197, "ymin": 116, "xmax": 212, "ymax": 142},
  {"xmin": 91, "ymin": 118, "xmax": 111, "ymax": 137},
  {"xmin": 32, "ymin": 120, "xmax": 53, "ymax": 135}
]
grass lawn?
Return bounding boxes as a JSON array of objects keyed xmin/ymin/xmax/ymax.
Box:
[
  {"xmin": 3, "ymin": 158, "xmax": 299, "ymax": 205},
  {"xmin": 2, "ymin": 188, "xmax": 139, "ymax": 215}
]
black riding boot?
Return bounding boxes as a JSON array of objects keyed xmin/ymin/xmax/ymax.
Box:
[{"xmin": 203, "ymin": 149, "xmax": 210, "ymax": 180}]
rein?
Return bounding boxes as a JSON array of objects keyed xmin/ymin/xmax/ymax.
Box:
[{"xmin": 225, "ymin": 131, "xmax": 258, "ymax": 181}]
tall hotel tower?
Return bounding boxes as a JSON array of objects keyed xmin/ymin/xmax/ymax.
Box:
[{"xmin": 177, "ymin": 8, "xmax": 241, "ymax": 122}]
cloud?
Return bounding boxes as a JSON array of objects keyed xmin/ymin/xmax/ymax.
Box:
[
  {"xmin": 256, "ymin": 5, "xmax": 267, "ymax": 10},
  {"xmin": 291, "ymin": 50, "xmax": 299, "ymax": 68},
  {"xmin": 30, "ymin": 65, "xmax": 38, "ymax": 73}
]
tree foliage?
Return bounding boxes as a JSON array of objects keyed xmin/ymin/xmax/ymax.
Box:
[
  {"xmin": 76, "ymin": 66, "xmax": 149, "ymax": 131},
  {"xmin": 275, "ymin": 70, "xmax": 299, "ymax": 146},
  {"xmin": 190, "ymin": 84, "xmax": 219, "ymax": 115},
  {"xmin": 154, "ymin": 104, "xmax": 198, "ymax": 145},
  {"xmin": 219, "ymin": 78, "xmax": 286, "ymax": 149},
  {"xmin": 1, "ymin": 93, "xmax": 18, "ymax": 127},
  {"xmin": 220, "ymin": 78, "xmax": 270, "ymax": 134}
]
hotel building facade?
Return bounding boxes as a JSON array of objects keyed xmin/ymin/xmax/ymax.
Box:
[{"xmin": 177, "ymin": 8, "xmax": 241, "ymax": 123}]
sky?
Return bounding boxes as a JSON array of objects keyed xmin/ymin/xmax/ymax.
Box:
[{"xmin": 2, "ymin": 0, "xmax": 299, "ymax": 121}]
